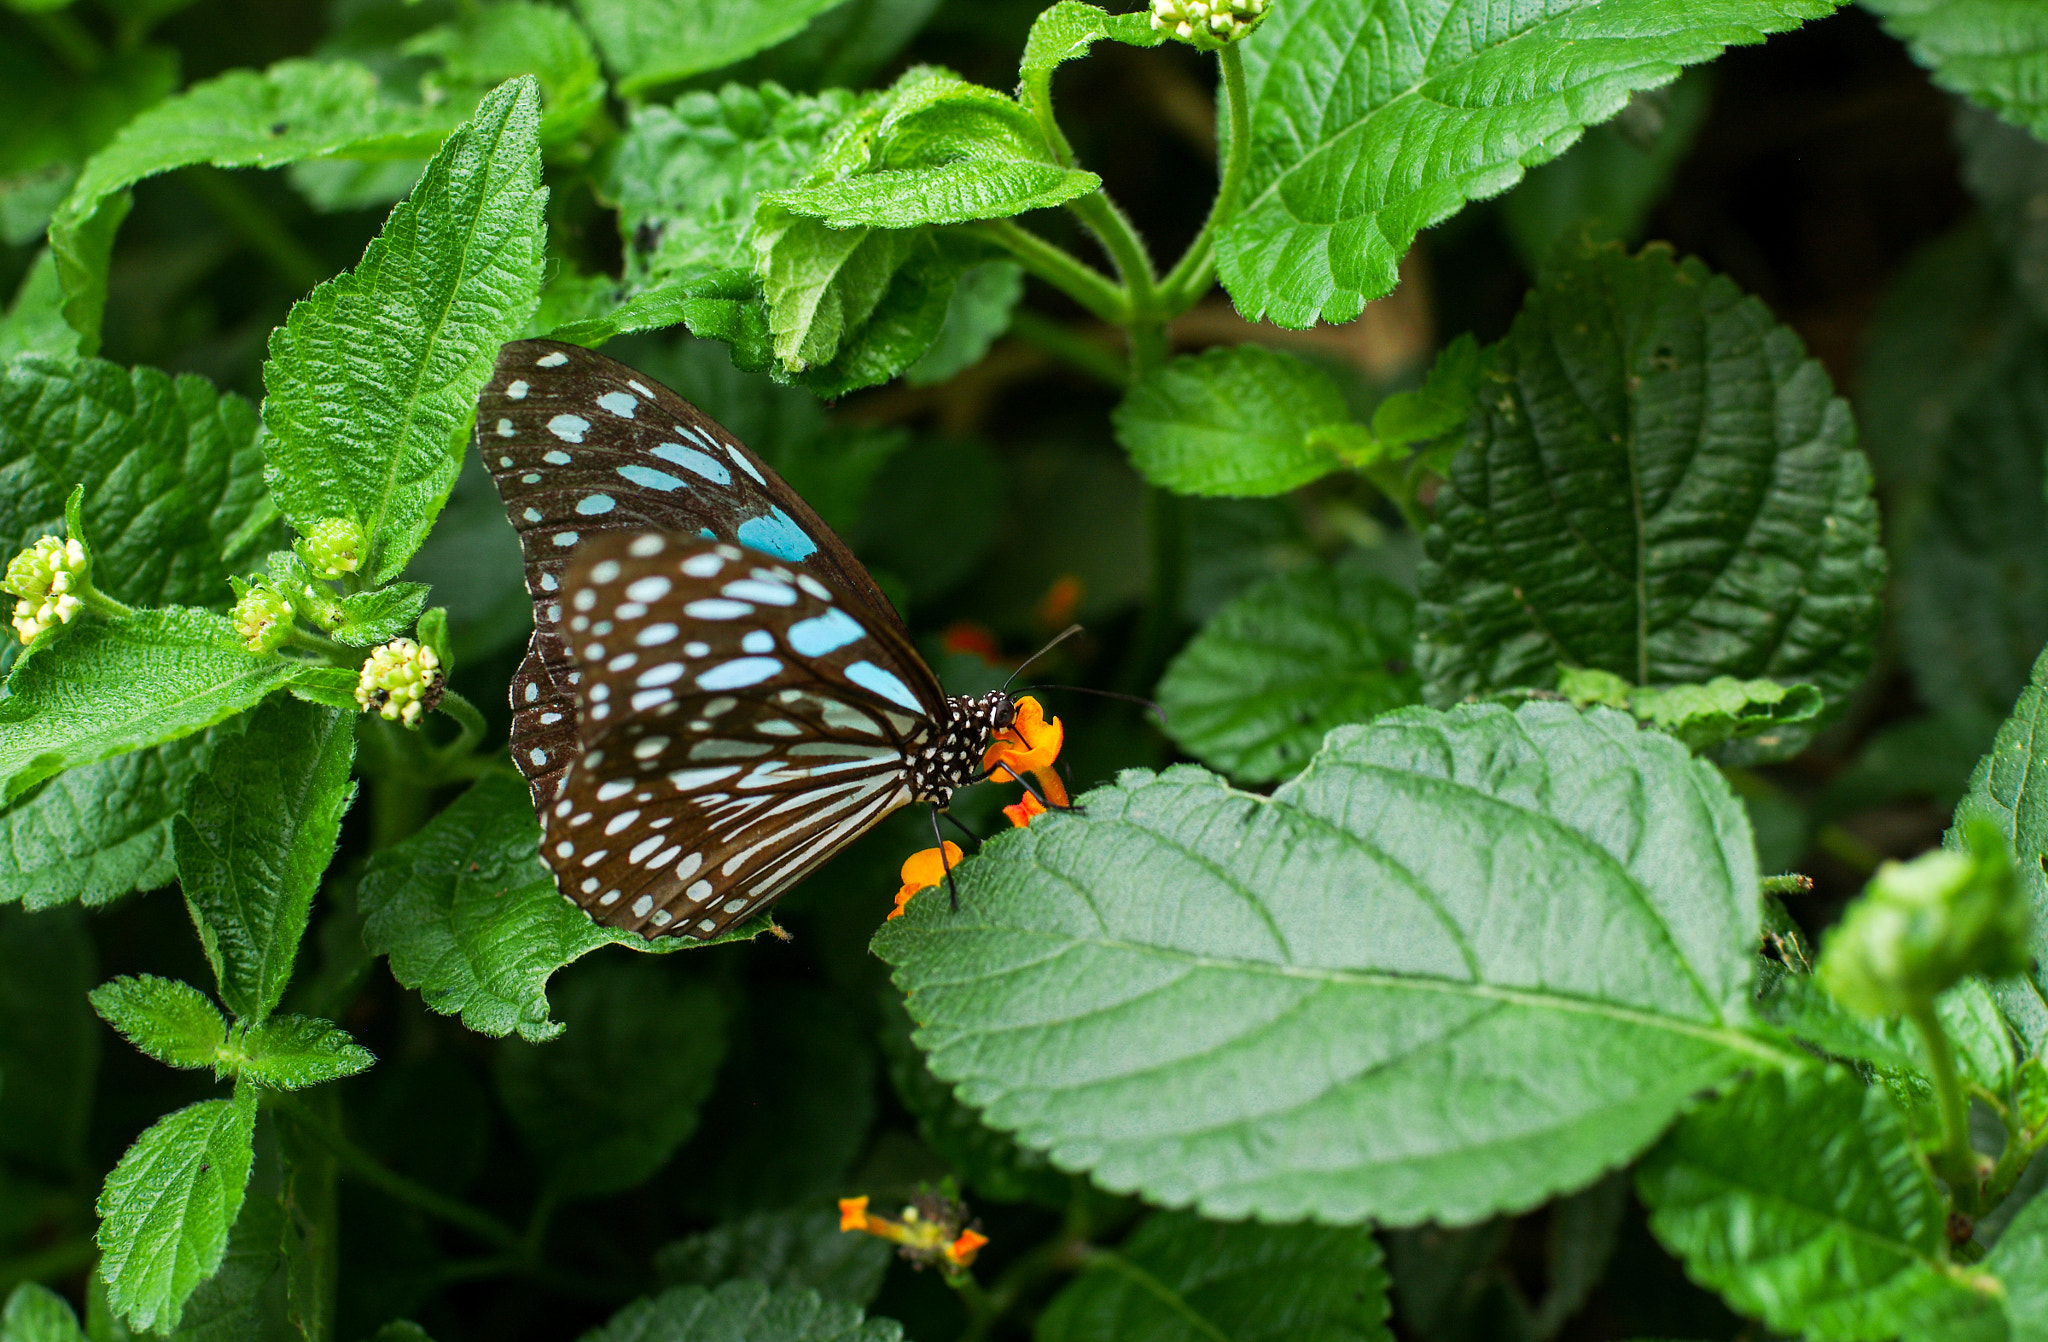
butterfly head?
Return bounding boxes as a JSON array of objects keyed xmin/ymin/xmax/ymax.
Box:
[{"xmin": 910, "ymin": 690, "xmax": 1017, "ymax": 806}]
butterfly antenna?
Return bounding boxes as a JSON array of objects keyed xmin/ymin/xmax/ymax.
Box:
[
  {"xmin": 1023, "ymin": 683, "xmax": 1168, "ymax": 723},
  {"xmin": 1002, "ymin": 624, "xmax": 1086, "ymax": 692}
]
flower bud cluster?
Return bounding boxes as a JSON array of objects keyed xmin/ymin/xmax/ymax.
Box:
[
  {"xmin": 1149, "ymin": 0, "xmax": 1270, "ymax": 49},
  {"xmin": 298, "ymin": 517, "xmax": 363, "ymax": 580},
  {"xmin": 231, "ymin": 579, "xmax": 295, "ymax": 654},
  {"xmin": 838, "ymin": 1190, "xmax": 987, "ymax": 1272},
  {"xmin": 354, "ymin": 637, "xmax": 444, "ymax": 727},
  {"xmin": 4, "ymin": 535, "xmax": 88, "ymax": 643}
]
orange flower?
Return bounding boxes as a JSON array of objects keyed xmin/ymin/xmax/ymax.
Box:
[
  {"xmin": 890, "ymin": 841, "xmax": 963, "ymax": 920},
  {"xmin": 985, "ymin": 696, "xmax": 1068, "ymax": 812},
  {"xmin": 1035, "ymin": 574, "xmax": 1085, "ymax": 631},
  {"xmin": 945, "ymin": 1228, "xmax": 989, "ymax": 1267},
  {"xmin": 838, "ymin": 1196, "xmax": 873, "ymax": 1231},
  {"xmin": 836, "ymin": 1190, "xmax": 987, "ymax": 1274},
  {"xmin": 1002, "ymin": 791, "xmax": 1047, "ymax": 829},
  {"xmin": 941, "ymin": 620, "xmax": 1002, "ymax": 664}
]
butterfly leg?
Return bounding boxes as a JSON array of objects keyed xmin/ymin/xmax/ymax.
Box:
[{"xmin": 930, "ymin": 804, "xmax": 961, "ymax": 911}]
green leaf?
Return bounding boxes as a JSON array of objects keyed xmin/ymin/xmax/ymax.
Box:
[
  {"xmin": 1904, "ymin": 1185, "xmax": 2048, "ymax": 1340},
  {"xmin": 750, "ymin": 214, "xmax": 964, "ymax": 392},
  {"xmin": 0, "ymin": 1284, "xmax": 87, "ymax": 1342},
  {"xmin": 1018, "ymin": 1, "xmax": 1166, "ymax": 140},
  {"xmin": 0, "ymin": 355, "xmax": 274, "ymax": 614},
  {"xmin": 0, "ymin": 608, "xmax": 307, "ymax": 808},
  {"xmin": 0, "ymin": 730, "xmax": 221, "ymax": 911},
  {"xmin": 904, "ymin": 260, "xmax": 1022, "ymax": 386},
  {"xmin": 1416, "ymin": 242, "xmax": 1883, "ymax": 763},
  {"xmin": 174, "ymin": 696, "xmax": 357, "ymax": 1023},
  {"xmin": 1219, "ymin": 0, "xmax": 1839, "ymax": 328},
  {"xmin": 357, "ymin": 773, "xmax": 734, "ymax": 1044},
  {"xmin": 876, "ymin": 701, "xmax": 1774, "ymax": 1224},
  {"xmin": 1558, "ymin": 671, "xmax": 1826, "ymax": 754},
  {"xmin": 261, "ymin": 76, "xmax": 547, "ymax": 585},
  {"xmin": 404, "ymin": 2, "xmax": 607, "ymax": 147},
  {"xmin": 583, "ymin": 1281, "xmax": 903, "ymax": 1342},
  {"xmin": 495, "ymin": 957, "xmax": 727, "ymax": 1200},
  {"xmin": 231, "ymin": 1014, "xmax": 374, "ymax": 1090},
  {"xmin": 0, "ymin": 907, "xmax": 97, "ymax": 1179},
  {"xmin": 574, "ymin": 0, "xmax": 843, "ymax": 94},
  {"xmin": 1862, "ymin": 0, "xmax": 2048, "ymax": 139},
  {"xmin": 1364, "ymin": 333, "xmax": 1484, "ymax": 470},
  {"xmin": 1958, "ymin": 103, "xmax": 2048, "ymax": 329},
  {"xmin": 327, "ymin": 581, "xmax": 431, "ymax": 647},
  {"xmin": 88, "ymin": 975, "xmax": 227, "ymax": 1072},
  {"xmin": 1038, "ymin": 1209, "xmax": 1392, "ymax": 1342},
  {"xmin": 1156, "ymin": 565, "xmax": 1422, "ymax": 784},
  {"xmin": 0, "ymin": 42, "xmax": 177, "ymax": 248},
  {"xmin": 95, "ymin": 1085, "xmax": 259, "ymax": 1335},
  {"xmin": 51, "ymin": 59, "xmax": 465, "ymax": 352},
  {"xmin": 1950, "ymin": 643, "xmax": 2048, "ymax": 1056},
  {"xmin": 1113, "ymin": 345, "xmax": 1349, "ymax": 497},
  {"xmin": 655, "ymin": 1210, "xmax": 892, "ymax": 1308},
  {"xmin": 743, "ymin": 0, "xmax": 943, "ymax": 90},
  {"xmin": 1636, "ymin": 1066, "xmax": 1975, "ymax": 1341},
  {"xmin": 0, "ymin": 251, "xmax": 82, "ymax": 362}
]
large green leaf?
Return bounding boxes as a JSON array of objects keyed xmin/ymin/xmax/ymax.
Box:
[
  {"xmin": 1861, "ymin": 0, "xmax": 2048, "ymax": 139},
  {"xmin": 655, "ymin": 1210, "xmax": 892, "ymax": 1307},
  {"xmin": 1218, "ymin": 0, "xmax": 1839, "ymax": 328},
  {"xmin": 494, "ymin": 957, "xmax": 727, "ymax": 1200},
  {"xmin": 1950, "ymin": 643, "xmax": 2048, "ymax": 1055},
  {"xmin": 583, "ymin": 1281, "xmax": 903, "ymax": 1342},
  {"xmin": 356, "ymin": 772, "xmax": 719, "ymax": 1045},
  {"xmin": 1157, "ymin": 565, "xmax": 1421, "ymax": 784},
  {"xmin": 1037, "ymin": 1210, "xmax": 1391, "ymax": 1342},
  {"xmin": 1636, "ymin": 1067, "xmax": 1975, "ymax": 1341},
  {"xmin": 0, "ymin": 1284, "xmax": 86, "ymax": 1342},
  {"xmin": 1112, "ymin": 345, "xmax": 1350, "ymax": 498},
  {"xmin": 404, "ymin": 2, "xmax": 607, "ymax": 148},
  {"xmin": 0, "ymin": 609, "xmax": 307, "ymax": 808},
  {"xmin": 261, "ymin": 76, "xmax": 546, "ymax": 584},
  {"xmin": 174, "ymin": 697, "xmax": 357, "ymax": 1023},
  {"xmin": 1416, "ymin": 242, "xmax": 1883, "ymax": 761},
  {"xmin": 876, "ymin": 701, "xmax": 1777, "ymax": 1225},
  {"xmin": 0, "ymin": 355, "xmax": 274, "ymax": 615},
  {"xmin": 572, "ymin": 0, "xmax": 844, "ymax": 95},
  {"xmin": 95, "ymin": 1085, "xmax": 259, "ymax": 1335},
  {"xmin": 51, "ymin": 59, "xmax": 464, "ymax": 351}
]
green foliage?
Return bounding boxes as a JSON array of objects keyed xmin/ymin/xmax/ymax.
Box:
[
  {"xmin": 89, "ymin": 974, "xmax": 227, "ymax": 1072},
  {"xmin": 1417, "ymin": 242, "xmax": 1883, "ymax": 762},
  {"xmin": 405, "ymin": 2, "xmax": 608, "ymax": 147},
  {"xmin": 586, "ymin": 1281, "xmax": 904, "ymax": 1342},
  {"xmin": 1559, "ymin": 669, "xmax": 1826, "ymax": 753},
  {"xmin": 1862, "ymin": 0, "xmax": 2048, "ymax": 139},
  {"xmin": 1218, "ymin": 0, "xmax": 1839, "ymax": 328},
  {"xmin": 573, "ymin": 0, "xmax": 845, "ymax": 96},
  {"xmin": 261, "ymin": 76, "xmax": 547, "ymax": 584},
  {"xmin": 655, "ymin": 1209, "xmax": 893, "ymax": 1306},
  {"xmin": 1114, "ymin": 345, "xmax": 1351, "ymax": 496},
  {"xmin": 1156, "ymin": 565, "xmax": 1421, "ymax": 783},
  {"xmin": 878, "ymin": 702, "xmax": 1773, "ymax": 1225},
  {"xmin": 0, "ymin": 1284, "xmax": 86, "ymax": 1342}
]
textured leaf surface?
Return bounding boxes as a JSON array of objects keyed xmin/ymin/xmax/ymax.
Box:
[
  {"xmin": 905, "ymin": 260, "xmax": 1023, "ymax": 385},
  {"xmin": 1637, "ymin": 1067, "xmax": 1973, "ymax": 1341},
  {"xmin": 877, "ymin": 701, "xmax": 1773, "ymax": 1224},
  {"xmin": 1114, "ymin": 346, "xmax": 1349, "ymax": 497},
  {"xmin": 1017, "ymin": 1, "xmax": 1164, "ymax": 135},
  {"xmin": 89, "ymin": 975, "xmax": 227, "ymax": 1072},
  {"xmin": 1950, "ymin": 643, "xmax": 2048, "ymax": 1055},
  {"xmin": 0, "ymin": 1284, "xmax": 86, "ymax": 1342},
  {"xmin": 584, "ymin": 1281, "xmax": 903, "ymax": 1342},
  {"xmin": 1038, "ymin": 1210, "xmax": 1391, "ymax": 1342},
  {"xmin": 95, "ymin": 1086, "xmax": 259, "ymax": 1334},
  {"xmin": 656, "ymin": 1210, "xmax": 891, "ymax": 1307},
  {"xmin": 0, "ymin": 731, "xmax": 218, "ymax": 910},
  {"xmin": 174, "ymin": 696, "xmax": 356, "ymax": 1023},
  {"xmin": 1158, "ymin": 566, "xmax": 1420, "ymax": 784},
  {"xmin": 1862, "ymin": 0, "xmax": 2048, "ymax": 139},
  {"xmin": 0, "ymin": 252, "xmax": 80, "ymax": 361},
  {"xmin": 262, "ymin": 77, "xmax": 546, "ymax": 584},
  {"xmin": 52, "ymin": 59, "xmax": 462, "ymax": 350},
  {"xmin": 233, "ymin": 1014, "xmax": 374, "ymax": 1090},
  {"xmin": 0, "ymin": 355, "xmax": 273, "ymax": 614},
  {"xmin": 404, "ymin": 1, "xmax": 607, "ymax": 147},
  {"xmin": 1218, "ymin": 0, "xmax": 1838, "ymax": 327},
  {"xmin": 357, "ymin": 773, "xmax": 710, "ymax": 1044},
  {"xmin": 495, "ymin": 957, "xmax": 727, "ymax": 1200},
  {"xmin": 1560, "ymin": 669, "xmax": 1825, "ymax": 754},
  {"xmin": 573, "ymin": 0, "xmax": 843, "ymax": 94},
  {"xmin": 0, "ymin": 609, "xmax": 305, "ymax": 808},
  {"xmin": 1416, "ymin": 243, "xmax": 1882, "ymax": 759},
  {"xmin": 1900, "ymin": 1187, "xmax": 2048, "ymax": 1341}
]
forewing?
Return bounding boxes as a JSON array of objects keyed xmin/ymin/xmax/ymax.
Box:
[{"xmin": 541, "ymin": 533, "xmax": 944, "ymax": 938}]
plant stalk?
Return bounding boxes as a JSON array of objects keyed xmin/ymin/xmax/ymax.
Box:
[
  {"xmin": 976, "ymin": 219, "xmax": 1131, "ymax": 326},
  {"xmin": 1906, "ymin": 1001, "xmax": 1983, "ymax": 1214}
]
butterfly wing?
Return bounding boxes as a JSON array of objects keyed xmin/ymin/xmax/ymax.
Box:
[
  {"xmin": 478, "ymin": 338, "xmax": 903, "ymax": 817},
  {"xmin": 544, "ymin": 533, "xmax": 947, "ymax": 938}
]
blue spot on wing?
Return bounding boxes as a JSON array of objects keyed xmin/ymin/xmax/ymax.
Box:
[
  {"xmin": 617, "ymin": 464, "xmax": 687, "ymax": 492},
  {"xmin": 651, "ymin": 442, "xmax": 731, "ymax": 484},
  {"xmin": 788, "ymin": 608, "xmax": 865, "ymax": 657},
  {"xmin": 736, "ymin": 506, "xmax": 818, "ymax": 563},
  {"xmin": 846, "ymin": 660, "xmax": 921, "ymax": 711}
]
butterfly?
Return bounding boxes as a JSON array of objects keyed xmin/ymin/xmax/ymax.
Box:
[{"xmin": 477, "ymin": 339, "xmax": 1022, "ymax": 939}]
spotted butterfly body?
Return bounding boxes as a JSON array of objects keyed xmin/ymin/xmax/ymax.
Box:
[{"xmin": 479, "ymin": 339, "xmax": 1011, "ymax": 939}]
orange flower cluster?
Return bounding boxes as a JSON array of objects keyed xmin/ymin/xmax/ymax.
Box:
[
  {"xmin": 889, "ymin": 696, "xmax": 1067, "ymax": 919},
  {"xmin": 837, "ymin": 1195, "xmax": 988, "ymax": 1270}
]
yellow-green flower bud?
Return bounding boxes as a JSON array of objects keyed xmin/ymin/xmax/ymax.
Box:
[
  {"xmin": 1815, "ymin": 819, "xmax": 2033, "ymax": 1019},
  {"xmin": 3, "ymin": 534, "xmax": 88, "ymax": 643},
  {"xmin": 1149, "ymin": 0, "xmax": 1270, "ymax": 50},
  {"xmin": 232, "ymin": 580, "xmax": 294, "ymax": 654},
  {"xmin": 298, "ymin": 517, "xmax": 364, "ymax": 580},
  {"xmin": 354, "ymin": 637, "xmax": 444, "ymax": 728}
]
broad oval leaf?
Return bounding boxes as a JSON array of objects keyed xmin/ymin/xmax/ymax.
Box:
[
  {"xmin": 262, "ymin": 77, "xmax": 547, "ymax": 585},
  {"xmin": 572, "ymin": 0, "xmax": 843, "ymax": 95},
  {"xmin": 1112, "ymin": 345, "xmax": 1349, "ymax": 497},
  {"xmin": 0, "ymin": 1283, "xmax": 87, "ymax": 1342},
  {"xmin": 1158, "ymin": 565, "xmax": 1421, "ymax": 784},
  {"xmin": 584, "ymin": 1281, "xmax": 904, "ymax": 1342},
  {"xmin": 89, "ymin": 975, "xmax": 226, "ymax": 1072},
  {"xmin": 1416, "ymin": 242, "xmax": 1883, "ymax": 762},
  {"xmin": 1217, "ymin": 0, "xmax": 1837, "ymax": 328},
  {"xmin": 877, "ymin": 701, "xmax": 1779, "ymax": 1225},
  {"xmin": 1862, "ymin": 0, "xmax": 2048, "ymax": 140}
]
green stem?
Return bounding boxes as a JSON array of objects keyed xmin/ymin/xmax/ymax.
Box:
[
  {"xmin": 1066, "ymin": 191, "xmax": 1167, "ymax": 370},
  {"xmin": 1907, "ymin": 1001, "xmax": 1983, "ymax": 1213},
  {"xmin": 286, "ymin": 625, "xmax": 357, "ymax": 664},
  {"xmin": 975, "ymin": 219, "xmax": 1130, "ymax": 326},
  {"xmin": 269, "ymin": 1093, "xmax": 522, "ymax": 1252},
  {"xmin": 1119, "ymin": 486, "xmax": 1186, "ymax": 697},
  {"xmin": 435, "ymin": 689, "xmax": 489, "ymax": 763},
  {"xmin": 947, "ymin": 1268, "xmax": 999, "ymax": 1340},
  {"xmin": 186, "ymin": 167, "xmax": 329, "ymax": 296},
  {"xmin": 1006, "ymin": 309, "xmax": 1130, "ymax": 389},
  {"xmin": 77, "ymin": 585, "xmax": 133, "ymax": 620},
  {"xmin": 1160, "ymin": 43, "xmax": 1251, "ymax": 312},
  {"xmin": 1360, "ymin": 462, "xmax": 1431, "ymax": 536}
]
